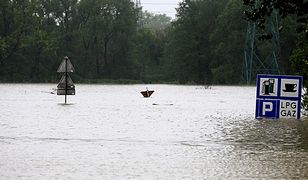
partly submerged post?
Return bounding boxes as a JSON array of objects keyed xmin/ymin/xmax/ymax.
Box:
[
  {"xmin": 140, "ymin": 87, "xmax": 154, "ymax": 98},
  {"xmin": 57, "ymin": 56, "xmax": 75, "ymax": 104},
  {"xmin": 65, "ymin": 58, "xmax": 68, "ymax": 104}
]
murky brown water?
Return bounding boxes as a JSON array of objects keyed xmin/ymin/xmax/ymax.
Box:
[{"xmin": 0, "ymin": 84, "xmax": 307, "ymax": 179}]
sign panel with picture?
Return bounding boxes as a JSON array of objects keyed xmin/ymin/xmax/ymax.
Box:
[{"xmin": 256, "ymin": 74, "xmax": 302, "ymax": 119}]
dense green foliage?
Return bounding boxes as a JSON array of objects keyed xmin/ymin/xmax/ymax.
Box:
[
  {"xmin": 243, "ymin": 0, "xmax": 307, "ymax": 38},
  {"xmin": 165, "ymin": 0, "xmax": 298, "ymax": 84},
  {"xmin": 0, "ymin": 0, "xmax": 300, "ymax": 84},
  {"xmin": 242, "ymin": 0, "xmax": 308, "ymax": 109},
  {"xmin": 290, "ymin": 36, "xmax": 308, "ymax": 109},
  {"xmin": 166, "ymin": 0, "xmax": 247, "ymax": 84}
]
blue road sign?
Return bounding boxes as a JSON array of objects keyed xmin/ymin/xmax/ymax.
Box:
[
  {"xmin": 255, "ymin": 75, "xmax": 302, "ymax": 119},
  {"xmin": 256, "ymin": 99, "xmax": 279, "ymax": 118}
]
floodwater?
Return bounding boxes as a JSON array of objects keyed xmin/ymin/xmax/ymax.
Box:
[{"xmin": 0, "ymin": 84, "xmax": 308, "ymax": 179}]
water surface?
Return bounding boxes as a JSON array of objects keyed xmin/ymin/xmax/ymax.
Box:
[{"xmin": 0, "ymin": 84, "xmax": 308, "ymax": 179}]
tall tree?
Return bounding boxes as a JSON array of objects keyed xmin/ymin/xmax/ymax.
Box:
[
  {"xmin": 210, "ymin": 0, "xmax": 246, "ymax": 84},
  {"xmin": 166, "ymin": 0, "xmax": 227, "ymax": 84},
  {"xmin": 134, "ymin": 12, "xmax": 171, "ymax": 82},
  {"xmin": 77, "ymin": 0, "xmax": 137, "ymax": 78}
]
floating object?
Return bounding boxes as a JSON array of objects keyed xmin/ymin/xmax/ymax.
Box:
[
  {"xmin": 56, "ymin": 56, "xmax": 75, "ymax": 104},
  {"xmin": 140, "ymin": 88, "xmax": 154, "ymax": 98},
  {"xmin": 152, "ymin": 103, "xmax": 173, "ymax": 106}
]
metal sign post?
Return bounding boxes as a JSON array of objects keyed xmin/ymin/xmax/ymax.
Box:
[
  {"xmin": 57, "ymin": 56, "xmax": 75, "ymax": 104},
  {"xmin": 255, "ymin": 74, "xmax": 302, "ymax": 119},
  {"xmin": 65, "ymin": 58, "xmax": 67, "ymax": 104}
]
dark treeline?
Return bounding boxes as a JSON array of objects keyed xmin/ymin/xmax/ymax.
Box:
[{"xmin": 0, "ymin": 0, "xmax": 299, "ymax": 84}]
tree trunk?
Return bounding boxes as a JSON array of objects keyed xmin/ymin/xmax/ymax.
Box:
[
  {"xmin": 103, "ymin": 36, "xmax": 109, "ymax": 67},
  {"xmin": 30, "ymin": 46, "xmax": 42, "ymax": 81},
  {"xmin": 93, "ymin": 36, "xmax": 100, "ymax": 75},
  {"xmin": 96, "ymin": 52, "xmax": 100, "ymax": 75},
  {"xmin": 102, "ymin": 32, "xmax": 113, "ymax": 69}
]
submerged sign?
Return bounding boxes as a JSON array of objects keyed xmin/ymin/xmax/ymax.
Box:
[
  {"xmin": 255, "ymin": 74, "xmax": 302, "ymax": 119},
  {"xmin": 56, "ymin": 56, "xmax": 75, "ymax": 104}
]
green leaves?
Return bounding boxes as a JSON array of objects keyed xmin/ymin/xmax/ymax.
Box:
[
  {"xmin": 243, "ymin": 0, "xmax": 308, "ymax": 38},
  {"xmin": 166, "ymin": 0, "xmax": 247, "ymax": 84},
  {"xmin": 0, "ymin": 0, "xmax": 302, "ymax": 84}
]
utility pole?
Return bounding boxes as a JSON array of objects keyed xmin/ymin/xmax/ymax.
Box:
[{"xmin": 243, "ymin": 0, "xmax": 281, "ymax": 84}]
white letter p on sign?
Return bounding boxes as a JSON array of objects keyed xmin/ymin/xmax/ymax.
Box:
[{"xmin": 262, "ymin": 102, "xmax": 273, "ymax": 115}]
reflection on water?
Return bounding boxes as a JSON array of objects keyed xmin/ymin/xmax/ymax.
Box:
[{"xmin": 0, "ymin": 84, "xmax": 307, "ymax": 179}]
